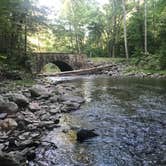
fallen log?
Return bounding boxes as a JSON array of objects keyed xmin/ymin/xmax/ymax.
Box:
[{"xmin": 38, "ymin": 64, "xmax": 115, "ymax": 77}]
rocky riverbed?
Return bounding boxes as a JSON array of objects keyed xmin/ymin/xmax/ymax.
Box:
[
  {"xmin": 99, "ymin": 63, "xmax": 166, "ymax": 79},
  {"xmin": 0, "ymin": 79, "xmax": 87, "ymax": 166}
]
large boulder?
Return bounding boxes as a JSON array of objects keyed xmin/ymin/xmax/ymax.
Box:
[
  {"xmin": 76, "ymin": 129, "xmax": 98, "ymax": 142},
  {"xmin": 0, "ymin": 101, "xmax": 18, "ymax": 114},
  {"xmin": 9, "ymin": 93, "xmax": 29, "ymax": 107},
  {"xmin": 29, "ymin": 85, "xmax": 51, "ymax": 98}
]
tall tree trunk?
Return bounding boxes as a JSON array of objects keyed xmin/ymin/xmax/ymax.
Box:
[
  {"xmin": 24, "ymin": 16, "xmax": 27, "ymax": 56},
  {"xmin": 112, "ymin": 0, "xmax": 116, "ymax": 58},
  {"xmin": 144, "ymin": 0, "xmax": 148, "ymax": 54},
  {"xmin": 122, "ymin": 0, "xmax": 129, "ymax": 59},
  {"xmin": 75, "ymin": 31, "xmax": 81, "ymax": 54}
]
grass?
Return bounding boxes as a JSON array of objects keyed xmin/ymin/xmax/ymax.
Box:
[
  {"xmin": 89, "ymin": 57, "xmax": 166, "ymax": 75},
  {"xmin": 89, "ymin": 57, "xmax": 127, "ymax": 63},
  {"xmin": 4, "ymin": 79, "xmax": 36, "ymax": 87},
  {"xmin": 124, "ymin": 66, "xmax": 166, "ymax": 75}
]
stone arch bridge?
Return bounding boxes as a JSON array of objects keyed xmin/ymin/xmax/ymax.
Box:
[{"xmin": 30, "ymin": 53, "xmax": 88, "ymax": 74}]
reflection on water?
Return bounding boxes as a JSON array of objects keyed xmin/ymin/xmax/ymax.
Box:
[
  {"xmin": 31, "ymin": 76, "xmax": 166, "ymax": 166},
  {"xmin": 82, "ymin": 81, "xmax": 93, "ymax": 102}
]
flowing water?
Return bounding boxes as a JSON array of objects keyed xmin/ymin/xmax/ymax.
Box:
[{"xmin": 31, "ymin": 76, "xmax": 166, "ymax": 166}]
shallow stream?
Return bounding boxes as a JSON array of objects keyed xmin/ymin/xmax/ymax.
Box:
[{"xmin": 31, "ymin": 76, "xmax": 166, "ymax": 166}]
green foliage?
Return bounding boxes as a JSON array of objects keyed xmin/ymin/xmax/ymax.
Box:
[
  {"xmin": 0, "ymin": 0, "xmax": 166, "ymax": 73},
  {"xmin": 158, "ymin": 48, "xmax": 166, "ymax": 70},
  {"xmin": 0, "ymin": 0, "xmax": 48, "ymax": 72},
  {"xmin": 42, "ymin": 63, "xmax": 61, "ymax": 73}
]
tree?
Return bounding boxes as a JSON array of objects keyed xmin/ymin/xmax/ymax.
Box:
[
  {"xmin": 0, "ymin": 0, "xmax": 48, "ymax": 70},
  {"xmin": 122, "ymin": 0, "xmax": 129, "ymax": 59},
  {"xmin": 144, "ymin": 0, "xmax": 148, "ymax": 54}
]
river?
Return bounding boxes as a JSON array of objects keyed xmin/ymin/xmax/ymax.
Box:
[{"xmin": 31, "ymin": 75, "xmax": 166, "ymax": 166}]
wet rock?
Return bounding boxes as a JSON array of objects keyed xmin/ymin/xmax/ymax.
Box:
[
  {"xmin": 18, "ymin": 111, "xmax": 39, "ymax": 124},
  {"xmin": 0, "ymin": 154, "xmax": 19, "ymax": 166},
  {"xmin": 30, "ymin": 132, "xmax": 40, "ymax": 138},
  {"xmin": 0, "ymin": 102, "xmax": 18, "ymax": 114},
  {"xmin": 50, "ymin": 95, "xmax": 59, "ymax": 103},
  {"xmin": 39, "ymin": 121, "xmax": 54, "ymax": 128},
  {"xmin": 61, "ymin": 101, "xmax": 80, "ymax": 112},
  {"xmin": 0, "ymin": 95, "xmax": 4, "ymax": 103},
  {"xmin": 76, "ymin": 129, "xmax": 99, "ymax": 142},
  {"xmin": 49, "ymin": 108, "xmax": 60, "ymax": 114},
  {"xmin": 9, "ymin": 93, "xmax": 29, "ymax": 107},
  {"xmin": 30, "ymin": 85, "xmax": 51, "ymax": 98},
  {"xmin": 0, "ymin": 113, "xmax": 7, "ymax": 119},
  {"xmin": 59, "ymin": 95, "xmax": 85, "ymax": 104},
  {"xmin": 28, "ymin": 102, "xmax": 41, "ymax": 112},
  {"xmin": 18, "ymin": 132, "xmax": 31, "ymax": 140},
  {"xmin": 0, "ymin": 118, "xmax": 18, "ymax": 131},
  {"xmin": 40, "ymin": 113, "xmax": 50, "ymax": 121},
  {"xmin": 26, "ymin": 150, "xmax": 36, "ymax": 161}
]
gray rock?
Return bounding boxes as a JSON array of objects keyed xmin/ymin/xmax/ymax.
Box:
[
  {"xmin": 18, "ymin": 132, "xmax": 31, "ymax": 140},
  {"xmin": 39, "ymin": 121, "xmax": 54, "ymax": 127},
  {"xmin": 0, "ymin": 95, "xmax": 4, "ymax": 103},
  {"xmin": 9, "ymin": 93, "xmax": 29, "ymax": 107},
  {"xmin": 40, "ymin": 113, "xmax": 51, "ymax": 121},
  {"xmin": 0, "ymin": 152, "xmax": 20, "ymax": 166},
  {"xmin": 0, "ymin": 113, "xmax": 7, "ymax": 119},
  {"xmin": 19, "ymin": 111, "xmax": 39, "ymax": 124},
  {"xmin": 59, "ymin": 95, "xmax": 85, "ymax": 104},
  {"xmin": 28, "ymin": 102, "xmax": 41, "ymax": 112},
  {"xmin": 30, "ymin": 85, "xmax": 51, "ymax": 97},
  {"xmin": 61, "ymin": 101, "xmax": 80, "ymax": 112},
  {"xmin": 50, "ymin": 95, "xmax": 59, "ymax": 103},
  {"xmin": 0, "ymin": 102, "xmax": 18, "ymax": 114},
  {"xmin": 49, "ymin": 108, "xmax": 60, "ymax": 114}
]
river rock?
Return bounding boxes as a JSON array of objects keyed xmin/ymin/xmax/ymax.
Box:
[
  {"xmin": 26, "ymin": 150, "xmax": 36, "ymax": 161},
  {"xmin": 0, "ymin": 101, "xmax": 18, "ymax": 114},
  {"xmin": 76, "ymin": 129, "xmax": 99, "ymax": 142},
  {"xmin": 0, "ymin": 153, "xmax": 20, "ymax": 166},
  {"xmin": 49, "ymin": 108, "xmax": 60, "ymax": 114},
  {"xmin": 0, "ymin": 113, "xmax": 7, "ymax": 119},
  {"xmin": 19, "ymin": 111, "xmax": 39, "ymax": 124},
  {"xmin": 28, "ymin": 102, "xmax": 41, "ymax": 112},
  {"xmin": 0, "ymin": 95, "xmax": 4, "ymax": 103},
  {"xmin": 0, "ymin": 118, "xmax": 18, "ymax": 131},
  {"xmin": 9, "ymin": 93, "xmax": 29, "ymax": 107},
  {"xmin": 30, "ymin": 85, "xmax": 51, "ymax": 98},
  {"xmin": 61, "ymin": 101, "xmax": 80, "ymax": 112},
  {"xmin": 50, "ymin": 95, "xmax": 59, "ymax": 103},
  {"xmin": 59, "ymin": 95, "xmax": 85, "ymax": 104}
]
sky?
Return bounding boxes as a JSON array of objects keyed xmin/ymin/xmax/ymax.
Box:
[{"xmin": 38, "ymin": 0, "xmax": 109, "ymax": 13}]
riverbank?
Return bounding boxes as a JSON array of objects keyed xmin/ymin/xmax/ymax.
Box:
[
  {"xmin": 0, "ymin": 74, "xmax": 166, "ymax": 165},
  {"xmin": 0, "ymin": 57, "xmax": 165, "ymax": 165},
  {"xmin": 0, "ymin": 78, "xmax": 85, "ymax": 165},
  {"xmin": 89, "ymin": 57, "xmax": 166, "ymax": 79}
]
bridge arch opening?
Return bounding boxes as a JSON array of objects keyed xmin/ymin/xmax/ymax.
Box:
[
  {"xmin": 53, "ymin": 61, "xmax": 73, "ymax": 72},
  {"xmin": 42, "ymin": 61, "xmax": 73, "ymax": 73},
  {"xmin": 42, "ymin": 63, "xmax": 61, "ymax": 73}
]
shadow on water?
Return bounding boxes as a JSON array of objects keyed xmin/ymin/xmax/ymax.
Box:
[{"xmin": 30, "ymin": 76, "xmax": 166, "ymax": 166}]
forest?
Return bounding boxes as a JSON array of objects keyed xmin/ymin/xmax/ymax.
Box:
[
  {"xmin": 0, "ymin": 0, "xmax": 166, "ymax": 73},
  {"xmin": 0, "ymin": 1, "xmax": 166, "ymax": 165}
]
